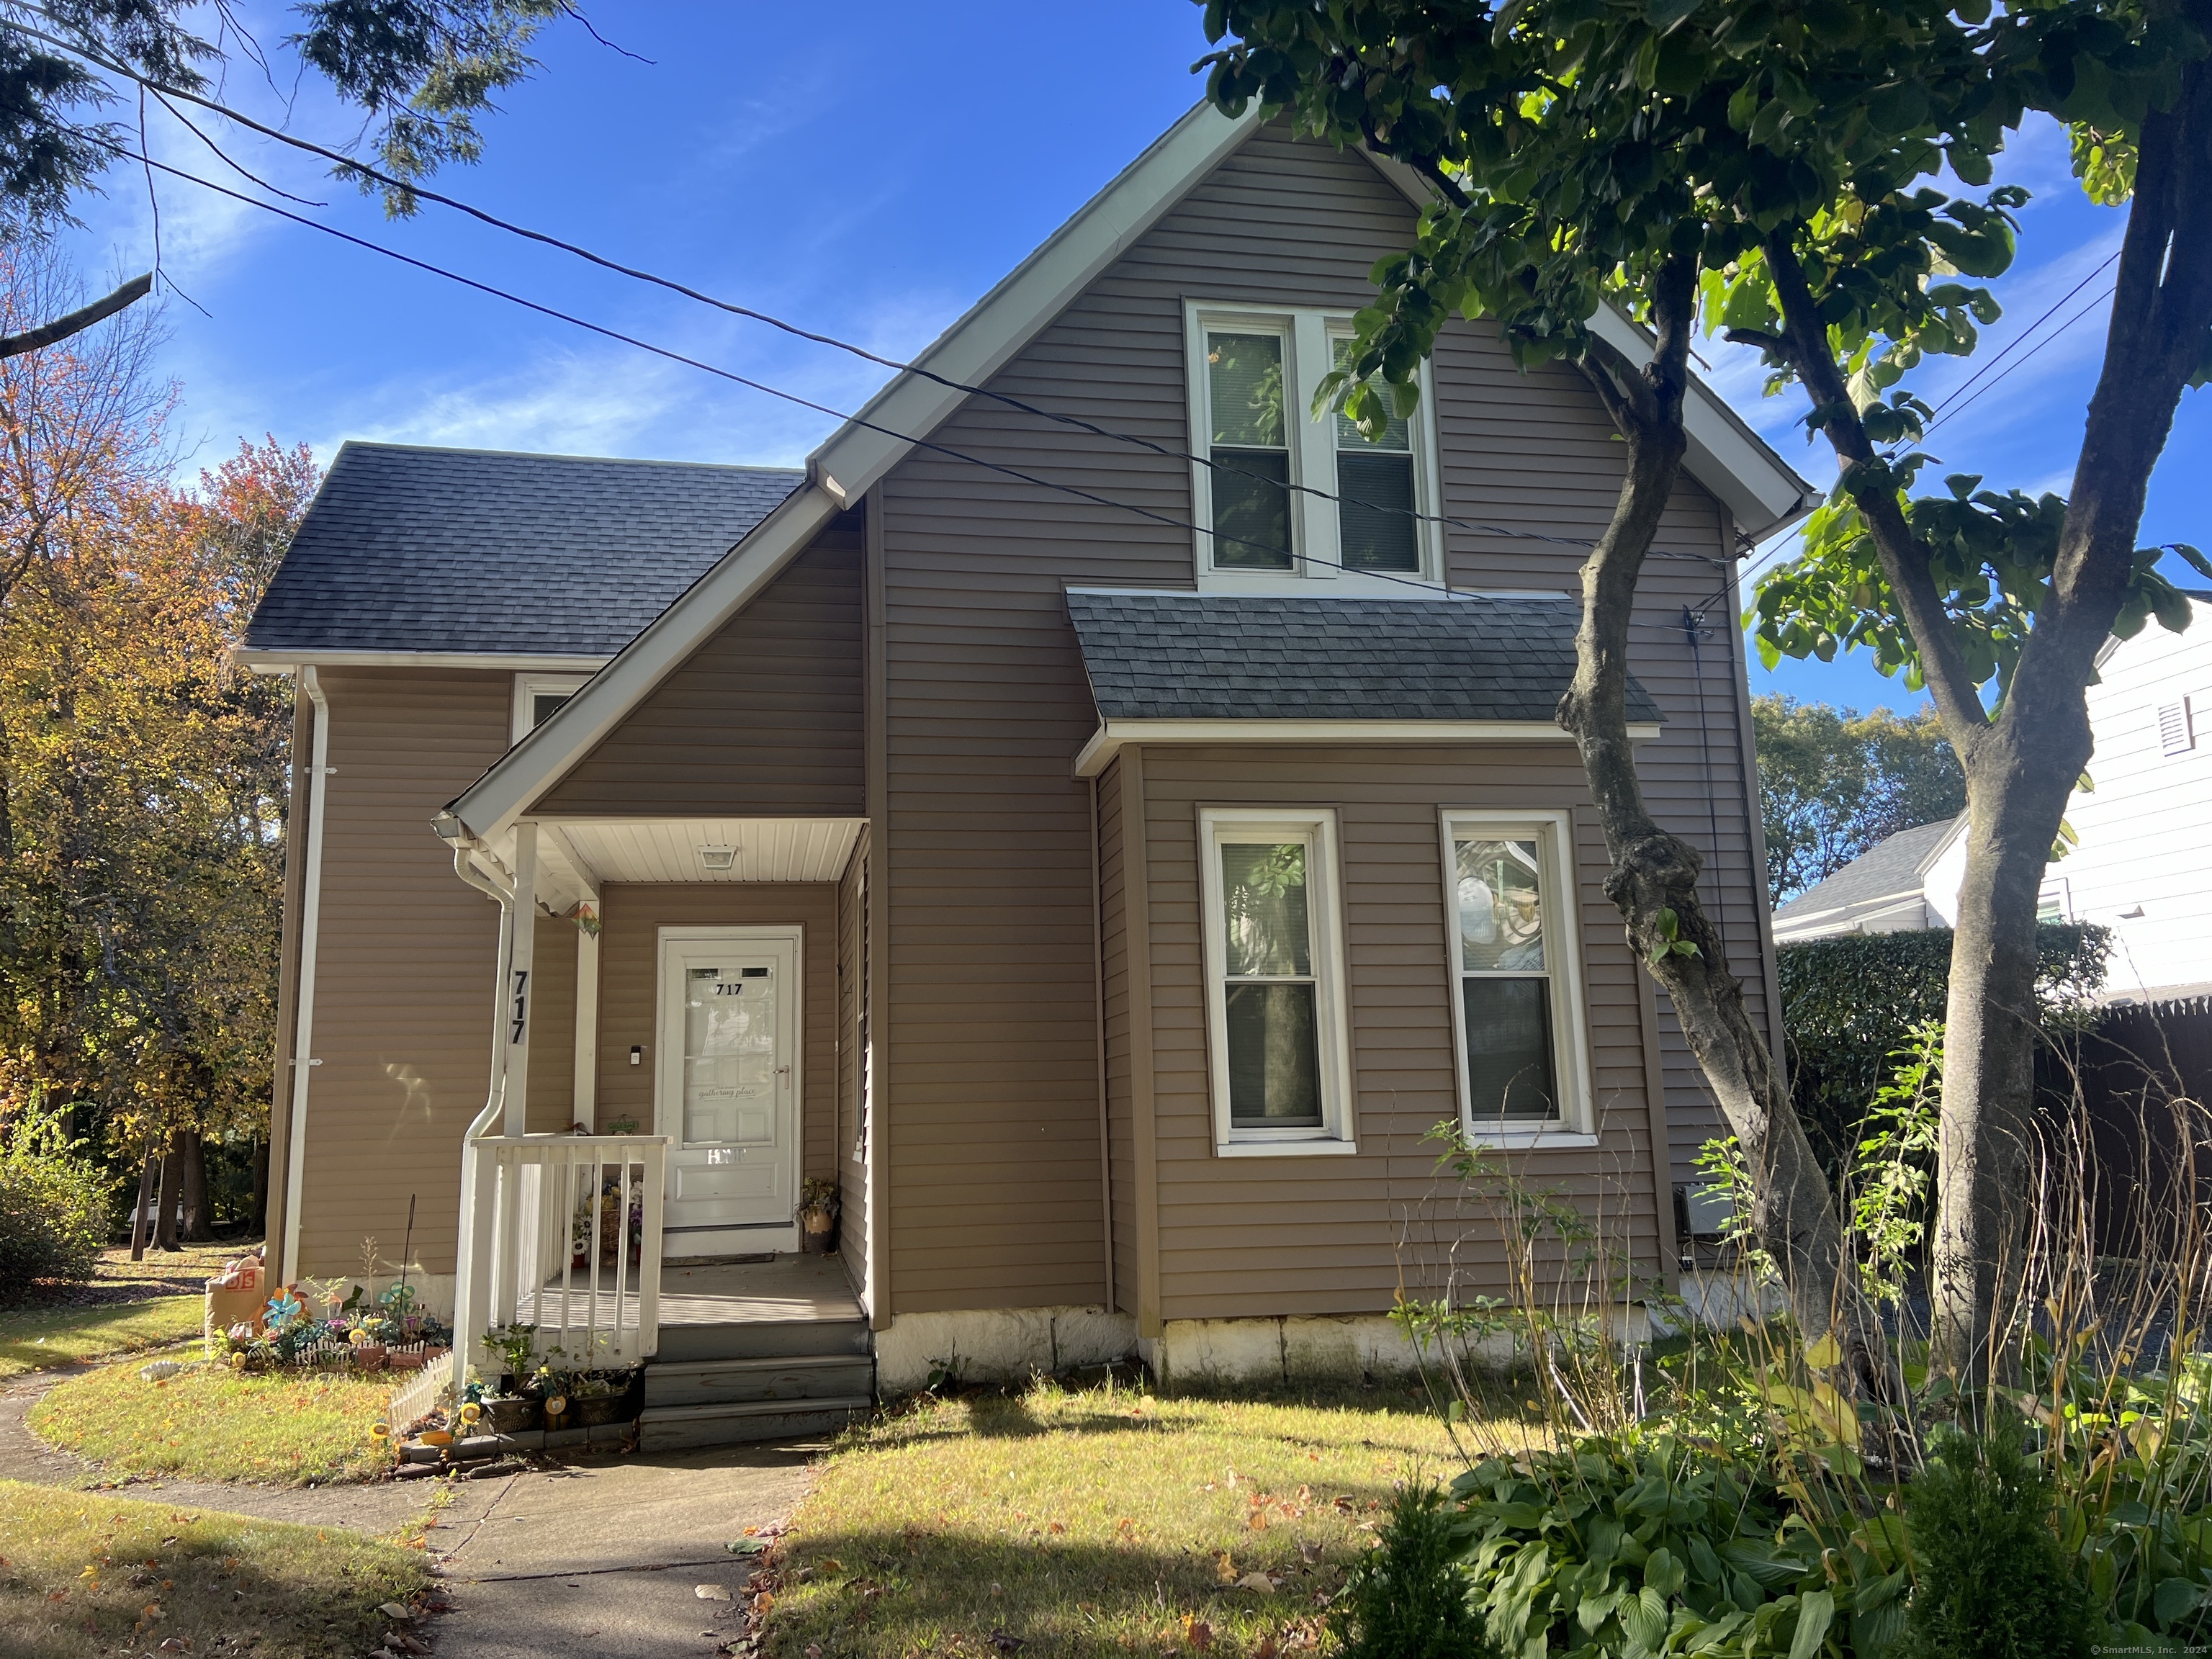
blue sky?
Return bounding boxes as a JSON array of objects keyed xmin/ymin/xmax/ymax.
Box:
[{"xmin": 50, "ymin": 1, "xmax": 2207, "ymax": 715}]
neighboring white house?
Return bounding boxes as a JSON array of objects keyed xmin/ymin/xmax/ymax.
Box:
[{"xmin": 1771, "ymin": 596, "xmax": 2212, "ymax": 1003}]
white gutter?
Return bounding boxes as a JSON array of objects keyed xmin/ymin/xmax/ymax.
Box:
[
  {"xmin": 1071, "ymin": 717, "xmax": 1665, "ymax": 778},
  {"xmin": 279, "ymin": 667, "xmax": 333, "ymax": 1283},
  {"xmin": 236, "ymin": 649, "xmax": 610, "ymax": 675}
]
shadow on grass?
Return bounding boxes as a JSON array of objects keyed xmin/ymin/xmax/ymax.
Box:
[
  {"xmin": 0, "ymin": 1298, "xmax": 202, "ymax": 1377},
  {"xmin": 762, "ymin": 1529, "xmax": 1346, "ymax": 1658}
]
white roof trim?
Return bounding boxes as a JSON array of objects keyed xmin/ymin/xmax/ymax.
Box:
[
  {"xmin": 235, "ymin": 649, "xmax": 612, "ymax": 675},
  {"xmin": 1357, "ymin": 149, "xmax": 1817, "ymax": 543},
  {"xmin": 1072, "ymin": 717, "xmax": 1660, "ymax": 778}
]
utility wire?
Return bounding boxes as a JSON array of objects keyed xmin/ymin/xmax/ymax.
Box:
[{"xmin": 13, "ymin": 10, "xmax": 1726, "ymax": 568}]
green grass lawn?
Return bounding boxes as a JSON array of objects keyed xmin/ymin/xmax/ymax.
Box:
[
  {"xmin": 27, "ymin": 1362, "xmax": 396, "ymax": 1487},
  {"xmin": 0, "ymin": 1298, "xmax": 206, "ymax": 1380},
  {"xmin": 756, "ymin": 1375, "xmax": 1527, "ymax": 1658},
  {"xmin": 0, "ymin": 1479, "xmax": 431, "ymax": 1659}
]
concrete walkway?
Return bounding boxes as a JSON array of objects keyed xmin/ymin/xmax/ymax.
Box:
[{"xmin": 1, "ymin": 1364, "xmax": 821, "ymax": 1657}]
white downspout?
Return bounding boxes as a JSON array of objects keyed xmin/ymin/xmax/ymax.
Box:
[
  {"xmin": 449, "ymin": 842, "xmax": 515, "ymax": 1397},
  {"xmin": 279, "ymin": 666, "xmax": 332, "ymax": 1284}
]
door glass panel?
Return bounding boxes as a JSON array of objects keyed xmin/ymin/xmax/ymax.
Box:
[{"xmin": 682, "ymin": 963, "xmax": 777, "ymax": 1147}]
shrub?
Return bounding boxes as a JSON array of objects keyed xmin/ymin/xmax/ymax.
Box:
[
  {"xmin": 0, "ymin": 1107, "xmax": 117, "ymax": 1301},
  {"xmin": 1779, "ymin": 923, "xmax": 2109, "ymax": 1169},
  {"xmin": 1330, "ymin": 1482, "xmax": 1498, "ymax": 1659},
  {"xmin": 1895, "ymin": 1421, "xmax": 2099, "ymax": 1659}
]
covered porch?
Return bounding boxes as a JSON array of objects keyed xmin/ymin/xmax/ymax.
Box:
[{"xmin": 436, "ymin": 811, "xmax": 873, "ymax": 1385}]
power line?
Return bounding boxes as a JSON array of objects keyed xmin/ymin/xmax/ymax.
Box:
[{"xmin": 13, "ymin": 9, "xmax": 1726, "ymax": 570}]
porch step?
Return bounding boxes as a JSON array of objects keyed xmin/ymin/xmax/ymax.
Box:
[
  {"xmin": 644, "ymin": 1352, "xmax": 875, "ymax": 1408},
  {"xmin": 636, "ymin": 1395, "xmax": 873, "ymax": 1452},
  {"xmin": 655, "ymin": 1316, "xmax": 873, "ymax": 1363}
]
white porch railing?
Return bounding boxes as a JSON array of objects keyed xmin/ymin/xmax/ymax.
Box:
[{"xmin": 455, "ymin": 1134, "xmax": 669, "ymax": 1383}]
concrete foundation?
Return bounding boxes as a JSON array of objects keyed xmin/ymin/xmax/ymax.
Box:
[{"xmin": 873, "ymin": 1305, "xmax": 1138, "ymax": 1393}]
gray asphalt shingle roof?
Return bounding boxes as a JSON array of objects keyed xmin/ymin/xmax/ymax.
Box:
[
  {"xmin": 243, "ymin": 441, "xmax": 804, "ymax": 657},
  {"xmin": 1772, "ymin": 816, "xmax": 1961, "ymax": 923},
  {"xmin": 1064, "ymin": 590, "xmax": 1661, "ymax": 724}
]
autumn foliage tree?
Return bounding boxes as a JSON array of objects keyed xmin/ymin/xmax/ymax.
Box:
[{"xmin": 0, "ymin": 247, "xmax": 311, "ymax": 1255}]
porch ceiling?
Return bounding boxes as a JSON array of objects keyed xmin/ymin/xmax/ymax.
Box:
[{"xmin": 549, "ymin": 817, "xmax": 863, "ymax": 889}]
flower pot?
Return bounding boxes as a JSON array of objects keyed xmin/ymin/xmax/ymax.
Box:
[
  {"xmin": 482, "ymin": 1396, "xmax": 541, "ymax": 1435},
  {"xmin": 352, "ymin": 1344, "xmax": 389, "ymax": 1372},
  {"xmin": 800, "ymin": 1208, "xmax": 837, "ymax": 1254},
  {"xmin": 572, "ymin": 1393, "xmax": 631, "ymax": 1427}
]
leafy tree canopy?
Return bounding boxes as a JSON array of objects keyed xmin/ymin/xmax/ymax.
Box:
[
  {"xmin": 1753, "ymin": 696, "xmax": 1966, "ymax": 904},
  {"xmin": 0, "ymin": 0, "xmax": 571, "ymax": 226}
]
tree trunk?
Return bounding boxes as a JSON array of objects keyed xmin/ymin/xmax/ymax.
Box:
[
  {"xmin": 153, "ymin": 1131, "xmax": 183, "ymax": 1252},
  {"xmin": 1750, "ymin": 55, "xmax": 2212, "ymax": 1381},
  {"xmin": 179, "ymin": 1128, "xmax": 212, "ymax": 1242},
  {"xmin": 1564, "ymin": 258, "xmax": 1887, "ymax": 1394},
  {"xmin": 128, "ymin": 1146, "xmax": 159, "ymax": 1261}
]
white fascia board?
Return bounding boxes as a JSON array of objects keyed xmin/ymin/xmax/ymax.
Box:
[
  {"xmin": 234, "ymin": 649, "xmax": 611, "ymax": 675},
  {"xmin": 1072, "ymin": 716, "xmax": 1660, "ymax": 778},
  {"xmin": 1357, "ymin": 148, "xmax": 1817, "ymax": 544},
  {"xmin": 806, "ymin": 100, "xmax": 1262, "ymax": 504},
  {"xmin": 447, "ymin": 484, "xmax": 842, "ymax": 840}
]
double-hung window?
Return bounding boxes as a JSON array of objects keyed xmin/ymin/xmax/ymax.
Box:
[
  {"xmin": 1441, "ymin": 810, "xmax": 1591, "ymax": 1139},
  {"xmin": 1187, "ymin": 304, "xmax": 1442, "ymax": 592},
  {"xmin": 1199, "ymin": 807, "xmax": 1354, "ymax": 1154},
  {"xmin": 511, "ymin": 673, "xmax": 590, "ymax": 744}
]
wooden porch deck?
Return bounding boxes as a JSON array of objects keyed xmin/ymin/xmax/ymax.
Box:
[{"xmin": 657, "ymin": 1254, "xmax": 863, "ymax": 1327}]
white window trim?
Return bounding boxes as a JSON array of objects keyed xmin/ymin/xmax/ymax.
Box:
[
  {"xmin": 511, "ymin": 673, "xmax": 592, "ymax": 744},
  {"xmin": 1197, "ymin": 806, "xmax": 1357, "ymax": 1156},
  {"xmin": 1439, "ymin": 808, "xmax": 1596, "ymax": 1147},
  {"xmin": 1184, "ymin": 300, "xmax": 1444, "ymax": 597}
]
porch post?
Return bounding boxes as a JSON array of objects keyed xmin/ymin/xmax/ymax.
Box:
[{"xmin": 503, "ymin": 821, "xmax": 538, "ymax": 1137}]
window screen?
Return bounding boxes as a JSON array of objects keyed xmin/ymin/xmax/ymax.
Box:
[
  {"xmin": 1452, "ymin": 835, "xmax": 1560, "ymax": 1122},
  {"xmin": 1333, "ymin": 341, "xmax": 1419, "ymax": 572},
  {"xmin": 1218, "ymin": 838, "xmax": 1323, "ymax": 1126},
  {"xmin": 1205, "ymin": 331, "xmax": 1293, "ymax": 570}
]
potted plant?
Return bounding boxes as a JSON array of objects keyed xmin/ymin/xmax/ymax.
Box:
[
  {"xmin": 477, "ymin": 1324, "xmax": 544, "ymax": 1434},
  {"xmin": 568, "ymin": 1367, "xmax": 641, "ymax": 1426},
  {"xmin": 797, "ymin": 1178, "xmax": 840, "ymax": 1255}
]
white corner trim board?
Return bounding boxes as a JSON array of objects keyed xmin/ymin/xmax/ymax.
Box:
[
  {"xmin": 279, "ymin": 666, "xmax": 333, "ymax": 1282},
  {"xmin": 1071, "ymin": 717, "xmax": 1662, "ymax": 778}
]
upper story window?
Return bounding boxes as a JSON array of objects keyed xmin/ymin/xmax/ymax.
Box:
[
  {"xmin": 1186, "ymin": 302, "xmax": 1444, "ymax": 595},
  {"xmin": 1441, "ymin": 809, "xmax": 1593, "ymax": 1143},
  {"xmin": 511, "ymin": 673, "xmax": 590, "ymax": 745}
]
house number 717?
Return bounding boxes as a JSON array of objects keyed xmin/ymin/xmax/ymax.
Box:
[{"xmin": 510, "ymin": 968, "xmax": 529, "ymax": 1042}]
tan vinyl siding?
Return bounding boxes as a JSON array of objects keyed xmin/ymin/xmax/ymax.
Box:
[
  {"xmin": 292, "ymin": 668, "xmax": 511, "ymax": 1279},
  {"xmin": 593, "ymin": 884, "xmax": 840, "ymax": 1182},
  {"xmin": 837, "ymin": 828, "xmax": 870, "ymax": 1282},
  {"xmin": 1095, "ymin": 757, "xmax": 1138, "ymax": 1314},
  {"xmin": 525, "ymin": 920, "xmax": 580, "ymax": 1133},
  {"xmin": 536, "ymin": 529, "xmax": 866, "ymax": 818},
  {"xmin": 873, "ymin": 122, "xmax": 1764, "ymax": 1317},
  {"xmin": 1139, "ymin": 745, "xmax": 1652, "ymax": 1318}
]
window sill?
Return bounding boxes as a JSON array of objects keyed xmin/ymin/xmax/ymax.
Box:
[
  {"xmin": 1215, "ymin": 1137, "xmax": 1360, "ymax": 1159},
  {"xmin": 1461, "ymin": 1126, "xmax": 1600, "ymax": 1151}
]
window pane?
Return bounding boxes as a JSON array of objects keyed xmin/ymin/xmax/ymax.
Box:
[
  {"xmin": 1455, "ymin": 837, "xmax": 1546, "ymax": 971},
  {"xmin": 1336, "ymin": 451, "xmax": 1419, "ymax": 571},
  {"xmin": 1462, "ymin": 977, "xmax": 1557, "ymax": 1121},
  {"xmin": 1221, "ymin": 841, "xmax": 1310, "ymax": 976},
  {"xmin": 531, "ymin": 691, "xmax": 572, "ymax": 727},
  {"xmin": 1208, "ymin": 332, "xmax": 1285, "ymax": 447},
  {"xmin": 1210, "ymin": 447, "xmax": 1293, "ymax": 568},
  {"xmin": 1226, "ymin": 982, "xmax": 1322, "ymax": 1125}
]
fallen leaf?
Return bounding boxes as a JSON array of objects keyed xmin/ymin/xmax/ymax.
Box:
[
  {"xmin": 377, "ymin": 1601, "xmax": 413, "ymax": 1620},
  {"xmin": 1215, "ymin": 1551, "xmax": 1238, "ymax": 1585},
  {"xmin": 989, "ymin": 1632, "xmax": 1025, "ymax": 1653},
  {"xmin": 1238, "ymin": 1571, "xmax": 1280, "ymax": 1593},
  {"xmin": 1299, "ymin": 1539, "xmax": 1323, "ymax": 1565},
  {"xmin": 1257, "ymin": 1640, "xmax": 1280, "ymax": 1659},
  {"xmin": 1184, "ymin": 1615, "xmax": 1213, "ymax": 1650},
  {"xmin": 724, "ymin": 1538, "xmax": 767, "ymax": 1555},
  {"xmin": 1047, "ymin": 1521, "xmax": 1065, "ymax": 1534},
  {"xmin": 695, "ymin": 1584, "xmax": 734, "ymax": 1601}
]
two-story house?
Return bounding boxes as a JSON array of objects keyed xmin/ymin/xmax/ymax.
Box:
[{"xmin": 240, "ymin": 102, "xmax": 1812, "ymax": 1444}]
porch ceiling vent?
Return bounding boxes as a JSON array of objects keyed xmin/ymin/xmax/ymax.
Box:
[{"xmin": 697, "ymin": 843, "xmax": 737, "ymax": 871}]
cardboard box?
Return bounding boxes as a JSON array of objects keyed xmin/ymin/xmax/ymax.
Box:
[{"xmin": 204, "ymin": 1284, "xmax": 267, "ymax": 1343}]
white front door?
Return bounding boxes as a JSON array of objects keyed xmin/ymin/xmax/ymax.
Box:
[{"xmin": 655, "ymin": 927, "xmax": 801, "ymax": 1254}]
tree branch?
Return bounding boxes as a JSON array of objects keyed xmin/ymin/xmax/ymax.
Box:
[
  {"xmin": 0, "ymin": 274, "xmax": 153, "ymax": 361},
  {"xmin": 1761, "ymin": 233, "xmax": 1992, "ymax": 752}
]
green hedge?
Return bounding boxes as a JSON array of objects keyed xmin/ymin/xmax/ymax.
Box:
[
  {"xmin": 1777, "ymin": 923, "xmax": 2109, "ymax": 1172},
  {"xmin": 0, "ymin": 1110, "xmax": 117, "ymax": 1303}
]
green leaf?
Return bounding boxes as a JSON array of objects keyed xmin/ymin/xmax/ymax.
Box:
[
  {"xmin": 1646, "ymin": 1545, "xmax": 1688, "ymax": 1599},
  {"xmin": 1790, "ymin": 1588, "xmax": 1837, "ymax": 1659},
  {"xmin": 2154, "ymin": 1576, "xmax": 2201, "ymax": 1627},
  {"xmin": 1621, "ymin": 1585, "xmax": 1670, "ymax": 1650}
]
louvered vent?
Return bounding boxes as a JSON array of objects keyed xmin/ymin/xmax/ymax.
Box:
[{"xmin": 2157, "ymin": 698, "xmax": 2195, "ymax": 757}]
